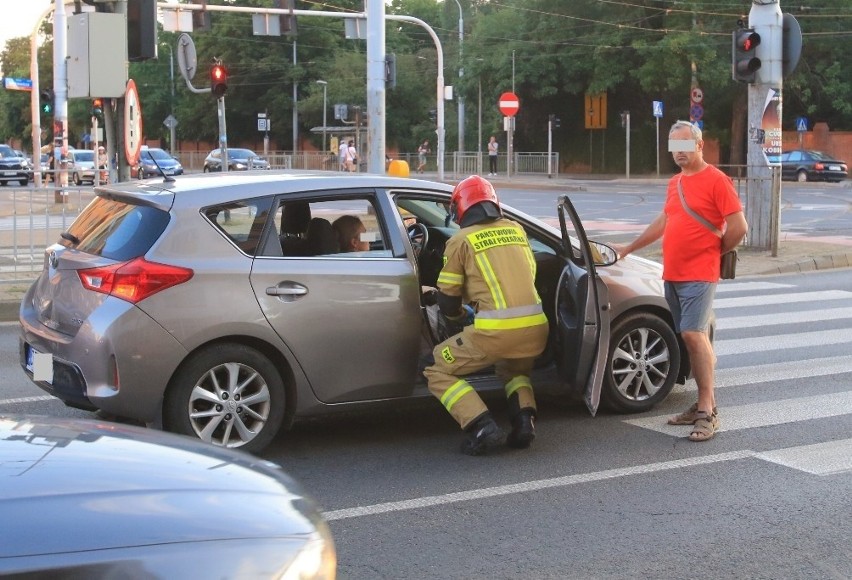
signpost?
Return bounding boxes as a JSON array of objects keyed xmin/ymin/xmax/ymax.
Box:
[
  {"xmin": 498, "ymin": 92, "xmax": 519, "ymax": 177},
  {"xmin": 123, "ymin": 79, "xmax": 143, "ymax": 166},
  {"xmin": 653, "ymin": 100, "xmax": 663, "ymax": 177}
]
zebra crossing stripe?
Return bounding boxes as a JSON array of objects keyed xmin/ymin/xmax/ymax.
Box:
[
  {"xmin": 714, "ymin": 290, "xmax": 852, "ymax": 309},
  {"xmin": 624, "ymin": 391, "xmax": 852, "ymax": 436},
  {"xmin": 0, "ymin": 395, "xmax": 55, "ymax": 405},
  {"xmin": 716, "ymin": 307, "xmax": 852, "ymax": 330},
  {"xmin": 715, "ymin": 328, "xmax": 852, "ymax": 356},
  {"xmin": 711, "ymin": 354, "xmax": 852, "ymax": 390},
  {"xmin": 715, "ymin": 281, "xmax": 793, "ymax": 293},
  {"xmin": 756, "ymin": 438, "xmax": 852, "ymax": 476}
]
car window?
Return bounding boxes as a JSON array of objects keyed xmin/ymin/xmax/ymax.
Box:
[
  {"xmin": 788, "ymin": 151, "xmax": 803, "ymax": 162},
  {"xmin": 0, "ymin": 145, "xmax": 15, "ymax": 158},
  {"xmin": 73, "ymin": 151, "xmax": 95, "ymax": 162},
  {"xmin": 272, "ymin": 197, "xmax": 388, "ymax": 258},
  {"xmin": 147, "ymin": 148, "xmax": 171, "ymax": 160},
  {"xmin": 204, "ymin": 197, "xmax": 276, "ymax": 256},
  {"xmin": 62, "ymin": 197, "xmax": 170, "ymax": 261}
]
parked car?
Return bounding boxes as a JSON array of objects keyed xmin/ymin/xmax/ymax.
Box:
[
  {"xmin": 39, "ymin": 153, "xmax": 51, "ymax": 182},
  {"xmin": 780, "ymin": 149, "xmax": 848, "ymax": 182},
  {"xmin": 203, "ymin": 148, "xmax": 271, "ymax": 172},
  {"xmin": 0, "ymin": 415, "xmax": 336, "ymax": 578},
  {"xmin": 0, "ymin": 144, "xmax": 30, "ymax": 186},
  {"xmin": 66, "ymin": 149, "xmax": 97, "ymax": 185},
  {"xmin": 133, "ymin": 146, "xmax": 184, "ymax": 179},
  {"xmin": 20, "ymin": 173, "xmax": 695, "ymax": 453}
]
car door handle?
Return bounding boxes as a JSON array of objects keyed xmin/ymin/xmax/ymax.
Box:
[{"xmin": 266, "ymin": 284, "xmax": 308, "ymax": 296}]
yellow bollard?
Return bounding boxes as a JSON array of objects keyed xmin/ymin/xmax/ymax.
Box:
[{"xmin": 387, "ymin": 159, "xmax": 410, "ymax": 177}]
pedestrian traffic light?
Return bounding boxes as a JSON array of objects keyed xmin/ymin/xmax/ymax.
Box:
[
  {"xmin": 385, "ymin": 53, "xmax": 397, "ymax": 89},
  {"xmin": 91, "ymin": 98, "xmax": 103, "ymax": 117},
  {"xmin": 428, "ymin": 109, "xmax": 437, "ymax": 123},
  {"xmin": 40, "ymin": 89, "xmax": 53, "ymax": 115},
  {"xmin": 549, "ymin": 114, "xmax": 561, "ymax": 129},
  {"xmin": 732, "ymin": 28, "xmax": 761, "ymax": 83},
  {"xmin": 210, "ymin": 62, "xmax": 228, "ymax": 98}
]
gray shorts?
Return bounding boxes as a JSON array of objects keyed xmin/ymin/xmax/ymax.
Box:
[{"xmin": 664, "ymin": 281, "xmax": 716, "ymax": 333}]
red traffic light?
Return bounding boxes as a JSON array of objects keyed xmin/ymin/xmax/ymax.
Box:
[
  {"xmin": 732, "ymin": 28, "xmax": 761, "ymax": 83},
  {"xmin": 210, "ymin": 63, "xmax": 228, "ymax": 98},
  {"xmin": 91, "ymin": 98, "xmax": 104, "ymax": 116}
]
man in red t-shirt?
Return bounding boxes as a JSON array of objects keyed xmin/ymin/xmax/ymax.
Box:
[{"xmin": 615, "ymin": 120, "xmax": 747, "ymax": 442}]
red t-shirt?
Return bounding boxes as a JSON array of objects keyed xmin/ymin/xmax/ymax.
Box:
[{"xmin": 662, "ymin": 165, "xmax": 742, "ymax": 282}]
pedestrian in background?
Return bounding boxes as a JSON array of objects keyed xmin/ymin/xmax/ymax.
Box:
[
  {"xmin": 417, "ymin": 140, "xmax": 430, "ymax": 174},
  {"xmin": 614, "ymin": 120, "xmax": 747, "ymax": 442},
  {"xmin": 338, "ymin": 139, "xmax": 348, "ymax": 172},
  {"xmin": 487, "ymin": 136, "xmax": 498, "ymax": 176},
  {"xmin": 424, "ymin": 175, "xmax": 548, "ymax": 455},
  {"xmin": 346, "ymin": 140, "xmax": 358, "ymax": 173}
]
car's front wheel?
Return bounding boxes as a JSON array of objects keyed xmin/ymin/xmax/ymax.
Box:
[
  {"xmin": 164, "ymin": 343, "xmax": 286, "ymax": 453},
  {"xmin": 601, "ymin": 312, "xmax": 680, "ymax": 413}
]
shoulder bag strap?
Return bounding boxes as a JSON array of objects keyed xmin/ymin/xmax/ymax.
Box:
[{"xmin": 677, "ymin": 176, "xmax": 723, "ymax": 238}]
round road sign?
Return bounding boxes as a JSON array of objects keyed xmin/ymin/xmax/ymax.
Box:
[
  {"xmin": 691, "ymin": 87, "xmax": 704, "ymax": 103},
  {"xmin": 124, "ymin": 79, "xmax": 143, "ymax": 165},
  {"xmin": 498, "ymin": 92, "xmax": 520, "ymax": 117}
]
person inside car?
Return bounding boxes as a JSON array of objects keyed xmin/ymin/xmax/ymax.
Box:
[{"xmin": 332, "ymin": 215, "xmax": 370, "ymax": 252}]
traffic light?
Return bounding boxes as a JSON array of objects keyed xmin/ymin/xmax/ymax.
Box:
[
  {"xmin": 210, "ymin": 62, "xmax": 228, "ymax": 98},
  {"xmin": 40, "ymin": 89, "xmax": 54, "ymax": 115},
  {"xmin": 428, "ymin": 109, "xmax": 437, "ymax": 123},
  {"xmin": 732, "ymin": 28, "xmax": 761, "ymax": 83},
  {"xmin": 385, "ymin": 53, "xmax": 397, "ymax": 89},
  {"xmin": 549, "ymin": 114, "xmax": 561, "ymax": 128},
  {"xmin": 91, "ymin": 98, "xmax": 103, "ymax": 117}
]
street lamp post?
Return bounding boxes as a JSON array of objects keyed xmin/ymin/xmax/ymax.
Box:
[
  {"xmin": 452, "ymin": 0, "xmax": 464, "ymax": 153},
  {"xmin": 316, "ymin": 80, "xmax": 327, "ymax": 163},
  {"xmin": 161, "ymin": 43, "xmax": 176, "ymax": 155}
]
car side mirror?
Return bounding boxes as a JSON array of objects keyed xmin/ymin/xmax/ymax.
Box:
[{"xmin": 590, "ymin": 241, "xmax": 618, "ymax": 267}]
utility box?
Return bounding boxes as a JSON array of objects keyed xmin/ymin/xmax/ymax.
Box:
[{"xmin": 67, "ymin": 12, "xmax": 128, "ymax": 98}]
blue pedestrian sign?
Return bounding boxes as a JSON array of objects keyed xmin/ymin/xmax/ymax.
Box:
[
  {"xmin": 796, "ymin": 116, "xmax": 808, "ymax": 132},
  {"xmin": 652, "ymin": 101, "xmax": 663, "ymax": 118}
]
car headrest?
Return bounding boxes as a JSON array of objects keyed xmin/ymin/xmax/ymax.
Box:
[
  {"xmin": 306, "ymin": 218, "xmax": 340, "ymax": 255},
  {"xmin": 280, "ymin": 202, "xmax": 311, "ymax": 235}
]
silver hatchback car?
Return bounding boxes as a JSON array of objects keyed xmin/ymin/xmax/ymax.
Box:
[{"xmin": 20, "ymin": 173, "xmax": 692, "ymax": 453}]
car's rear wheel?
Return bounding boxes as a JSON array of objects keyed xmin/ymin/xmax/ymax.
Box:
[
  {"xmin": 601, "ymin": 313, "xmax": 680, "ymax": 413},
  {"xmin": 797, "ymin": 169, "xmax": 808, "ymax": 183},
  {"xmin": 164, "ymin": 343, "xmax": 286, "ymax": 453}
]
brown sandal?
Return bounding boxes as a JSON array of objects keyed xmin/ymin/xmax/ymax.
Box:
[
  {"xmin": 688, "ymin": 411, "xmax": 720, "ymax": 442},
  {"xmin": 667, "ymin": 403, "xmax": 718, "ymax": 425}
]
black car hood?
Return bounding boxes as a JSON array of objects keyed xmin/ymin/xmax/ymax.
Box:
[{"xmin": 0, "ymin": 416, "xmax": 321, "ymax": 556}]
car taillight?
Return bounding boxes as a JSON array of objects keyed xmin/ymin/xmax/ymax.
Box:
[
  {"xmin": 814, "ymin": 162, "xmax": 824, "ymax": 170},
  {"xmin": 79, "ymin": 257, "xmax": 193, "ymax": 304}
]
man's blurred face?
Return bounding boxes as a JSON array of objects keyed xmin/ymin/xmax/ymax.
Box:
[{"xmin": 669, "ymin": 125, "xmax": 703, "ymax": 170}]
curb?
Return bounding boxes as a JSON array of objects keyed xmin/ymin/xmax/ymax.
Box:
[{"xmin": 745, "ymin": 252, "xmax": 852, "ymax": 276}]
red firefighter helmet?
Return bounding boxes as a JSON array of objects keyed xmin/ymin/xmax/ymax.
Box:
[{"xmin": 449, "ymin": 175, "xmax": 501, "ymax": 224}]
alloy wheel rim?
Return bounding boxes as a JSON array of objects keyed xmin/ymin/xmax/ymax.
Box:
[{"xmin": 610, "ymin": 327, "xmax": 671, "ymax": 401}]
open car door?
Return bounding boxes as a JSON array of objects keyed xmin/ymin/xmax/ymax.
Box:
[{"xmin": 555, "ymin": 196, "xmax": 611, "ymax": 416}]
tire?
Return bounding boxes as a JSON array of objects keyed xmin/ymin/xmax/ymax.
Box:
[
  {"xmin": 19, "ymin": 177, "xmax": 29, "ymax": 186},
  {"xmin": 203, "ymin": 166, "xmax": 210, "ymax": 173},
  {"xmin": 796, "ymin": 169, "xmax": 808, "ymax": 183},
  {"xmin": 601, "ymin": 312, "xmax": 680, "ymax": 413},
  {"xmin": 164, "ymin": 343, "xmax": 286, "ymax": 453},
  {"xmin": 73, "ymin": 172, "xmax": 82, "ymax": 185}
]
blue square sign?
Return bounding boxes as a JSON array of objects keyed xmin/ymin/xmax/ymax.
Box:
[{"xmin": 653, "ymin": 101, "xmax": 663, "ymax": 118}]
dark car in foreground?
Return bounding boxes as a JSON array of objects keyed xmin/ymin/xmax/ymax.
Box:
[
  {"xmin": 780, "ymin": 149, "xmax": 848, "ymax": 182},
  {"xmin": 203, "ymin": 148, "xmax": 271, "ymax": 172},
  {"xmin": 133, "ymin": 146, "xmax": 184, "ymax": 179},
  {"xmin": 0, "ymin": 415, "xmax": 336, "ymax": 578},
  {"xmin": 0, "ymin": 144, "xmax": 30, "ymax": 186},
  {"xmin": 20, "ymin": 173, "xmax": 693, "ymax": 453}
]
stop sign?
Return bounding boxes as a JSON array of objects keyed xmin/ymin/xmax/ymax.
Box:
[{"xmin": 498, "ymin": 92, "xmax": 520, "ymax": 117}]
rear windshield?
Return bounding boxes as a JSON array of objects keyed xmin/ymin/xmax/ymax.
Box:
[
  {"xmin": 73, "ymin": 151, "xmax": 95, "ymax": 162},
  {"xmin": 61, "ymin": 197, "xmax": 170, "ymax": 261}
]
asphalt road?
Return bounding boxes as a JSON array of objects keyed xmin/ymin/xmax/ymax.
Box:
[{"xmin": 2, "ymin": 268, "xmax": 851, "ymax": 578}]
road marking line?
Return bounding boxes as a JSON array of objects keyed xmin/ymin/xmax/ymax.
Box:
[
  {"xmin": 0, "ymin": 395, "xmax": 55, "ymax": 405},
  {"xmin": 716, "ymin": 281, "xmax": 793, "ymax": 293},
  {"xmin": 714, "ymin": 290, "xmax": 852, "ymax": 309},
  {"xmin": 322, "ymin": 451, "xmax": 753, "ymax": 521},
  {"xmin": 716, "ymin": 307, "xmax": 852, "ymax": 330},
  {"xmin": 625, "ymin": 392, "xmax": 852, "ymax": 436},
  {"xmin": 711, "ymin": 355, "xmax": 852, "ymax": 390},
  {"xmin": 755, "ymin": 438, "xmax": 852, "ymax": 476},
  {"xmin": 322, "ymin": 438, "xmax": 852, "ymax": 521},
  {"xmin": 715, "ymin": 328, "xmax": 852, "ymax": 356}
]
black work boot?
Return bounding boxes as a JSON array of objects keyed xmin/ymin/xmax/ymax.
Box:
[
  {"xmin": 460, "ymin": 412, "xmax": 505, "ymax": 456},
  {"xmin": 506, "ymin": 409, "xmax": 536, "ymax": 449}
]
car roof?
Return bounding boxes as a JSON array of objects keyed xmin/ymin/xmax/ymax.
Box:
[{"xmin": 97, "ymin": 171, "xmax": 454, "ymax": 211}]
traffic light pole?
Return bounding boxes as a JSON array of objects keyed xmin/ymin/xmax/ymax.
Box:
[
  {"xmin": 218, "ymin": 97, "xmax": 229, "ymax": 172},
  {"xmin": 745, "ymin": 0, "xmax": 784, "ymax": 255}
]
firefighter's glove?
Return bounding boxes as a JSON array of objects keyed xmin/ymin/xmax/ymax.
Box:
[{"xmin": 461, "ymin": 304, "xmax": 476, "ymax": 326}]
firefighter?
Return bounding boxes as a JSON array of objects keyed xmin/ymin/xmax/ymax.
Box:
[{"xmin": 424, "ymin": 175, "xmax": 549, "ymax": 455}]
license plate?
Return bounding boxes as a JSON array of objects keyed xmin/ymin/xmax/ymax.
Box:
[
  {"xmin": 2, "ymin": 171, "xmax": 15, "ymax": 176},
  {"xmin": 828, "ymin": 165, "xmax": 840, "ymax": 171},
  {"xmin": 26, "ymin": 344, "xmax": 53, "ymax": 384}
]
